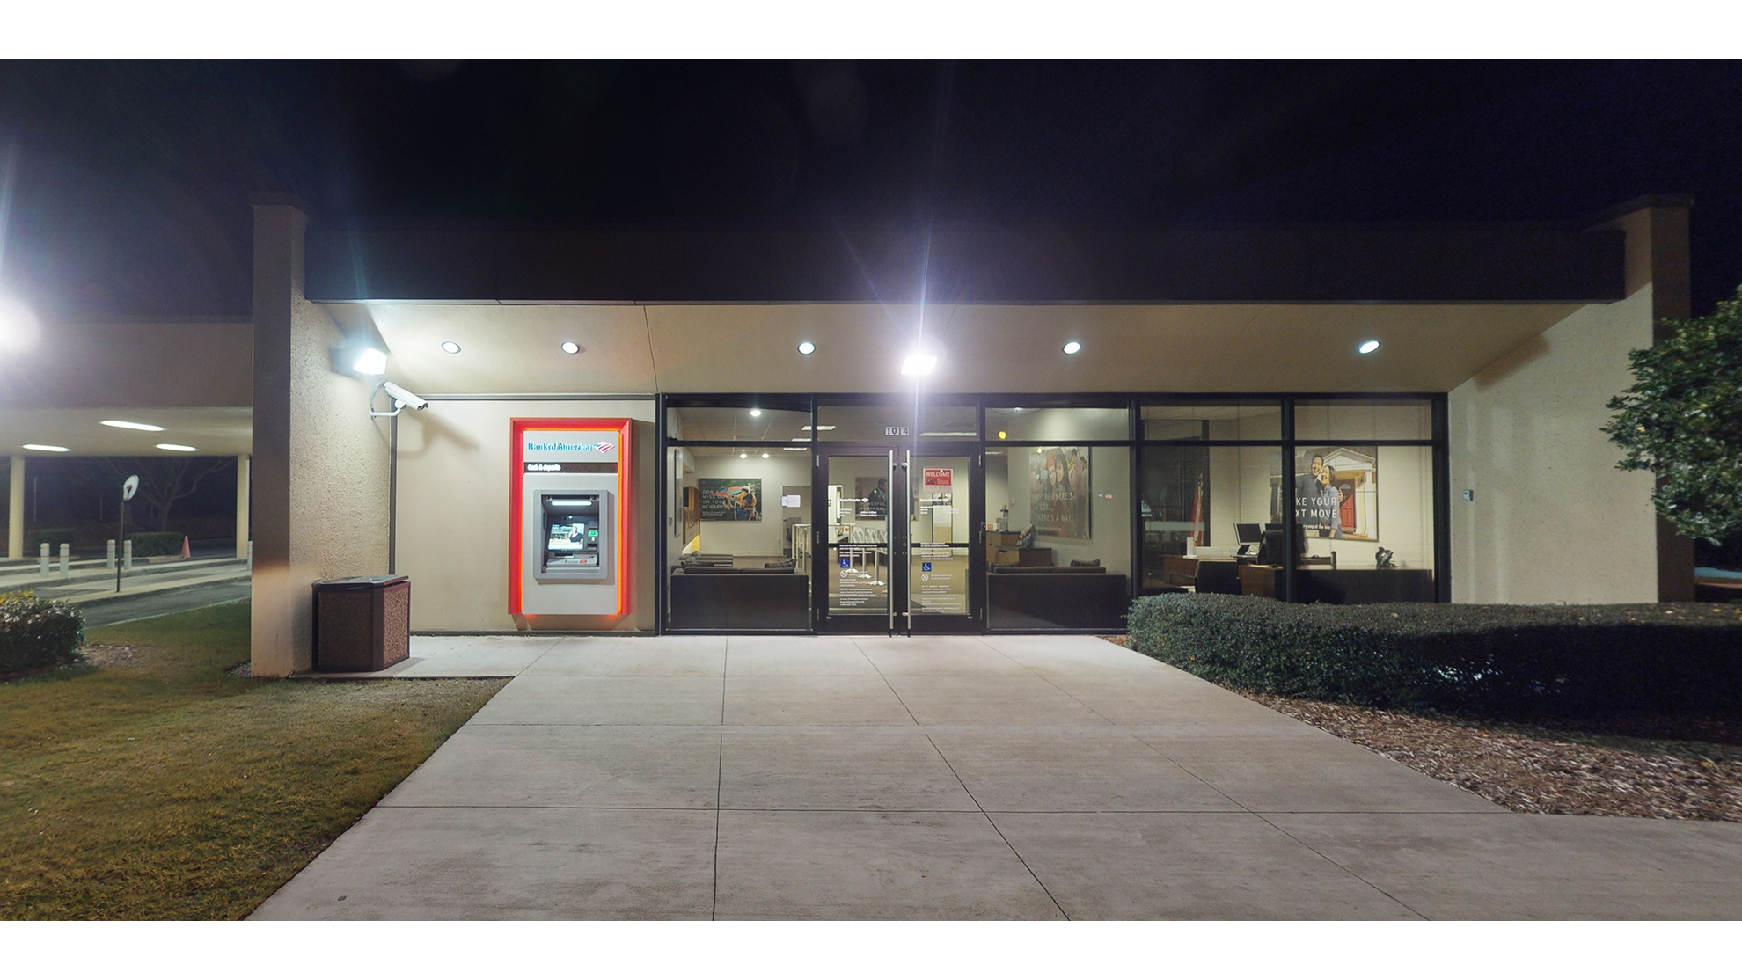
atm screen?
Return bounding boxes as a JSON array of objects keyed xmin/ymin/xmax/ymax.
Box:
[{"xmin": 547, "ymin": 522, "xmax": 597, "ymax": 552}]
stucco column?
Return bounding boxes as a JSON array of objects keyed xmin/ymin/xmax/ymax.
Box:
[
  {"xmin": 236, "ymin": 454, "xmax": 251, "ymax": 560},
  {"xmin": 6, "ymin": 455, "xmax": 23, "ymax": 561}
]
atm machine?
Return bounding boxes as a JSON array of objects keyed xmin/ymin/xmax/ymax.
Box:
[{"xmin": 509, "ymin": 418, "xmax": 634, "ymax": 625}]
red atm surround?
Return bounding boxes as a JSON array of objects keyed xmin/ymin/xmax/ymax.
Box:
[{"xmin": 508, "ymin": 417, "xmax": 633, "ymax": 618}]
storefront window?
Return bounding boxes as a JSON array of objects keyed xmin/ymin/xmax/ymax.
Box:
[
  {"xmin": 1293, "ymin": 444, "xmax": 1437, "ymax": 602},
  {"xmin": 666, "ymin": 444, "xmax": 812, "ymax": 629},
  {"xmin": 815, "ymin": 401, "xmax": 978, "ymax": 441},
  {"xmin": 985, "ymin": 445, "xmax": 1130, "ymax": 629},
  {"xmin": 666, "ymin": 403, "xmax": 810, "ymax": 443},
  {"xmin": 1141, "ymin": 445, "xmax": 1280, "ymax": 596},
  {"xmin": 985, "ymin": 404, "xmax": 1128, "ymax": 442},
  {"xmin": 1142, "ymin": 399, "xmax": 1283, "ymax": 441},
  {"xmin": 1294, "ymin": 398, "xmax": 1432, "ymax": 442}
]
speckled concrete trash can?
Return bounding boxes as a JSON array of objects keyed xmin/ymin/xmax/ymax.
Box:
[{"xmin": 314, "ymin": 575, "xmax": 410, "ymax": 672}]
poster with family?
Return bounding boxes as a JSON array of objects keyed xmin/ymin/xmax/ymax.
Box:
[
  {"xmin": 1028, "ymin": 446, "xmax": 1091, "ymax": 539},
  {"xmin": 1283, "ymin": 447, "xmax": 1378, "ymax": 540}
]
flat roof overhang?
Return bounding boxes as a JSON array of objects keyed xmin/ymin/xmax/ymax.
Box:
[{"xmin": 306, "ymin": 218, "xmax": 1626, "ymax": 305}]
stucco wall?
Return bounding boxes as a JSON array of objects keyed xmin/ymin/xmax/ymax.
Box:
[
  {"xmin": 1448, "ymin": 288, "xmax": 1657, "ymax": 603},
  {"xmin": 251, "ymin": 203, "xmax": 391, "ymax": 676},
  {"xmin": 394, "ymin": 398, "xmax": 657, "ymax": 632}
]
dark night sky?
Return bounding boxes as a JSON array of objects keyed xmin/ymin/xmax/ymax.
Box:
[{"xmin": 3, "ymin": 60, "xmax": 1742, "ymax": 320}]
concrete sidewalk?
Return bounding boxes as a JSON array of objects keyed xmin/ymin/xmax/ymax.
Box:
[{"xmin": 253, "ymin": 634, "xmax": 1742, "ymax": 920}]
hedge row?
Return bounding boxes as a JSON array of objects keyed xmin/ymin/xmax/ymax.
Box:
[
  {"xmin": 127, "ymin": 532, "xmax": 185, "ymax": 557},
  {"xmin": 0, "ymin": 591, "xmax": 86, "ymax": 676},
  {"xmin": 1128, "ymin": 593, "xmax": 1742, "ymax": 716}
]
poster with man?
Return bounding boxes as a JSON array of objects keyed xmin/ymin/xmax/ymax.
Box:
[
  {"xmin": 1028, "ymin": 446, "xmax": 1091, "ymax": 539},
  {"xmin": 697, "ymin": 478, "xmax": 762, "ymax": 521},
  {"xmin": 1289, "ymin": 447, "xmax": 1378, "ymax": 540}
]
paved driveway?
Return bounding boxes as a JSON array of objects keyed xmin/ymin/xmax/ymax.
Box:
[{"xmin": 253, "ymin": 634, "xmax": 1742, "ymax": 919}]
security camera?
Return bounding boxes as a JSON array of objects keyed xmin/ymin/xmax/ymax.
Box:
[{"xmin": 381, "ymin": 381, "xmax": 429, "ymax": 411}]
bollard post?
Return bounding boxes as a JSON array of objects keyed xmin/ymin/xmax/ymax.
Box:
[
  {"xmin": 39, "ymin": 542, "xmax": 49, "ymax": 576},
  {"xmin": 59, "ymin": 543, "xmax": 70, "ymax": 578},
  {"xmin": 107, "ymin": 539, "xmax": 116, "ymax": 569},
  {"xmin": 123, "ymin": 539, "xmax": 133, "ymax": 571}
]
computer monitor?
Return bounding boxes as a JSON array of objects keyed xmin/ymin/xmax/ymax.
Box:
[
  {"xmin": 1256, "ymin": 525, "xmax": 1308, "ymax": 565},
  {"xmin": 1235, "ymin": 523, "xmax": 1263, "ymax": 545}
]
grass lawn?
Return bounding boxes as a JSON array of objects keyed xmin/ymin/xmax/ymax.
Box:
[{"xmin": 0, "ymin": 601, "xmax": 506, "ymax": 919}]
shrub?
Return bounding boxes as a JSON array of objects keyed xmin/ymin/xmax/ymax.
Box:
[
  {"xmin": 0, "ymin": 590, "xmax": 86, "ymax": 676},
  {"xmin": 1128, "ymin": 593, "xmax": 1742, "ymax": 716},
  {"xmin": 25, "ymin": 528, "xmax": 78, "ymax": 553},
  {"xmin": 125, "ymin": 532, "xmax": 185, "ymax": 557}
]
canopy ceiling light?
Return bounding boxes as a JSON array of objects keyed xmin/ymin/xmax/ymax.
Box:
[
  {"xmin": 1358, "ymin": 339, "xmax": 1381, "ymax": 354},
  {"xmin": 796, "ymin": 341, "xmax": 816, "ymax": 355},
  {"xmin": 441, "ymin": 341, "xmax": 461, "ymax": 354},
  {"xmin": 900, "ymin": 352, "xmax": 937, "ymax": 376},
  {"xmin": 561, "ymin": 341, "xmax": 581, "ymax": 355},
  {"xmin": 22, "ymin": 443, "xmax": 68, "ymax": 452},
  {"xmin": 749, "ymin": 409, "xmax": 762, "ymax": 417},
  {"xmin": 1062, "ymin": 341, "xmax": 1082, "ymax": 355},
  {"xmin": 100, "ymin": 420, "xmax": 164, "ymax": 432}
]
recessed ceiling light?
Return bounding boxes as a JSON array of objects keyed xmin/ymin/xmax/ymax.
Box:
[
  {"xmin": 750, "ymin": 408, "xmax": 762, "ymax": 417},
  {"xmin": 1012, "ymin": 407, "xmax": 1023, "ymax": 413},
  {"xmin": 441, "ymin": 341, "xmax": 461, "ymax": 354},
  {"xmin": 156, "ymin": 443, "xmax": 197, "ymax": 452},
  {"xmin": 1062, "ymin": 341, "xmax": 1082, "ymax": 355},
  {"xmin": 797, "ymin": 341, "xmax": 815, "ymax": 355},
  {"xmin": 1358, "ymin": 339, "xmax": 1381, "ymax": 354},
  {"xmin": 353, "ymin": 347, "xmax": 387, "ymax": 375},
  {"xmin": 761, "ymin": 453, "xmax": 770, "ymax": 458},
  {"xmin": 22, "ymin": 443, "xmax": 68, "ymax": 452},
  {"xmin": 560, "ymin": 341, "xmax": 582, "ymax": 355},
  {"xmin": 900, "ymin": 353, "xmax": 937, "ymax": 376},
  {"xmin": 998, "ymin": 431, "xmax": 1007, "ymax": 440},
  {"xmin": 739, "ymin": 452, "xmax": 747, "ymax": 459},
  {"xmin": 100, "ymin": 420, "xmax": 165, "ymax": 432}
]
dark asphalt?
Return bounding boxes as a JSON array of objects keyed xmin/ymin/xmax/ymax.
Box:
[{"xmin": 81, "ymin": 579, "xmax": 252, "ymax": 627}]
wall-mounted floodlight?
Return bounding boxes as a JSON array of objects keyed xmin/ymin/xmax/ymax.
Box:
[
  {"xmin": 155, "ymin": 443, "xmax": 197, "ymax": 452},
  {"xmin": 1062, "ymin": 341, "xmax": 1082, "ymax": 355},
  {"xmin": 22, "ymin": 443, "xmax": 68, "ymax": 452},
  {"xmin": 0, "ymin": 294, "xmax": 41, "ymax": 354},
  {"xmin": 101, "ymin": 420, "xmax": 165, "ymax": 432},
  {"xmin": 353, "ymin": 347, "xmax": 388, "ymax": 375},
  {"xmin": 1358, "ymin": 339, "xmax": 1381, "ymax": 354},
  {"xmin": 900, "ymin": 352, "xmax": 937, "ymax": 376},
  {"xmin": 797, "ymin": 341, "xmax": 816, "ymax": 355}
]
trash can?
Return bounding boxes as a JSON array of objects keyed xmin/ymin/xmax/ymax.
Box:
[{"xmin": 313, "ymin": 575, "xmax": 411, "ymax": 672}]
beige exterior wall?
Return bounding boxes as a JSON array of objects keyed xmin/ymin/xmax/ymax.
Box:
[
  {"xmin": 393, "ymin": 398, "xmax": 658, "ymax": 633},
  {"xmin": 251, "ymin": 203, "xmax": 392, "ymax": 676},
  {"xmin": 1448, "ymin": 287, "xmax": 1657, "ymax": 603}
]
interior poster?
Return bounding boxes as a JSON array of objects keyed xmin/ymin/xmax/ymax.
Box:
[
  {"xmin": 1029, "ymin": 446, "xmax": 1091, "ymax": 539},
  {"xmin": 1292, "ymin": 446, "xmax": 1378, "ymax": 540},
  {"xmin": 698, "ymin": 478, "xmax": 762, "ymax": 522}
]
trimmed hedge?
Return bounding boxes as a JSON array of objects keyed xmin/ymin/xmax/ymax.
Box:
[
  {"xmin": 126, "ymin": 532, "xmax": 184, "ymax": 557},
  {"xmin": 1129, "ymin": 593, "xmax": 1742, "ymax": 716},
  {"xmin": 0, "ymin": 590, "xmax": 86, "ymax": 676},
  {"xmin": 25, "ymin": 528, "xmax": 78, "ymax": 552}
]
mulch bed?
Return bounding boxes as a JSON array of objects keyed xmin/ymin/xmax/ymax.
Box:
[
  {"xmin": 1246, "ymin": 694, "xmax": 1742, "ymax": 821},
  {"xmin": 1097, "ymin": 635, "xmax": 1742, "ymax": 821}
]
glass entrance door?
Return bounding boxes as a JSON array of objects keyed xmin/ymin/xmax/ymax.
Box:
[{"xmin": 815, "ymin": 445, "xmax": 982, "ymax": 634}]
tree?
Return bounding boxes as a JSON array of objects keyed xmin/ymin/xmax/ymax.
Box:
[
  {"xmin": 1604, "ymin": 286, "xmax": 1742, "ymax": 542},
  {"xmin": 99, "ymin": 457, "xmax": 231, "ymax": 532}
]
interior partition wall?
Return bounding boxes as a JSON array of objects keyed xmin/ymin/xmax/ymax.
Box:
[{"xmin": 657, "ymin": 392, "xmax": 1450, "ymax": 635}]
